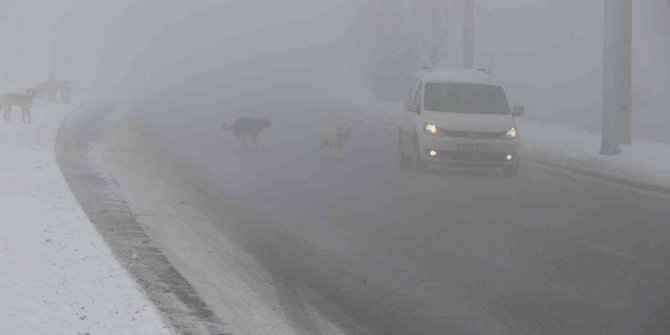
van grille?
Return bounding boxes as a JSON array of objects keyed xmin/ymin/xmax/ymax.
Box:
[
  {"xmin": 435, "ymin": 151, "xmax": 511, "ymax": 162},
  {"xmin": 443, "ymin": 130, "xmax": 506, "ymax": 140}
]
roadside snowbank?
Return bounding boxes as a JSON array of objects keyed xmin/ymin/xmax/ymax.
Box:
[
  {"xmin": 518, "ymin": 118, "xmax": 670, "ymax": 192},
  {"xmin": 0, "ymin": 104, "xmax": 170, "ymax": 335}
]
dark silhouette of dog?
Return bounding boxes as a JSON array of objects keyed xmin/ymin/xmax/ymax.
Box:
[{"xmin": 222, "ymin": 117, "xmax": 271, "ymax": 147}]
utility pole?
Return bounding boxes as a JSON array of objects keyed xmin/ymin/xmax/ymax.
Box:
[
  {"xmin": 463, "ymin": 0, "xmax": 474, "ymax": 69},
  {"xmin": 621, "ymin": 0, "xmax": 632, "ymax": 144},
  {"xmin": 602, "ymin": 0, "xmax": 631, "ymax": 155}
]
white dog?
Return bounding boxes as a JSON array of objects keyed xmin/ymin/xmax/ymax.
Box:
[
  {"xmin": 2, "ymin": 89, "xmax": 38, "ymax": 123},
  {"xmin": 321, "ymin": 125, "xmax": 350, "ymax": 156}
]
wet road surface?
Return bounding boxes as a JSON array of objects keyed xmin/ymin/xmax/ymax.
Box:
[{"xmin": 117, "ymin": 95, "xmax": 670, "ymax": 335}]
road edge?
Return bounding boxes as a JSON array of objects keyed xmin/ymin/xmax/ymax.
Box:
[{"xmin": 54, "ymin": 102, "xmax": 230, "ymax": 335}]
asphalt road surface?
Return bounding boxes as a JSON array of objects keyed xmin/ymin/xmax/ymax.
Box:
[{"xmin": 102, "ymin": 86, "xmax": 670, "ymax": 335}]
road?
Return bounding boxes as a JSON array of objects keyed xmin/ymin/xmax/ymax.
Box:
[{"xmin": 99, "ymin": 86, "xmax": 670, "ymax": 335}]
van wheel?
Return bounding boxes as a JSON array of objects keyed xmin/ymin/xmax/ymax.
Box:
[
  {"xmin": 503, "ymin": 163, "xmax": 519, "ymax": 177},
  {"xmin": 412, "ymin": 136, "xmax": 427, "ymax": 172},
  {"xmin": 398, "ymin": 130, "xmax": 411, "ymax": 170}
]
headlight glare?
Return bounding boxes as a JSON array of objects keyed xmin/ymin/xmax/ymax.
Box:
[
  {"xmin": 424, "ymin": 123, "xmax": 438, "ymax": 135},
  {"xmin": 506, "ymin": 127, "xmax": 518, "ymax": 139}
]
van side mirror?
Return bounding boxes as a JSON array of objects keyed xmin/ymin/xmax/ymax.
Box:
[
  {"xmin": 511, "ymin": 104, "xmax": 525, "ymax": 117},
  {"xmin": 405, "ymin": 99, "xmax": 419, "ymax": 113}
]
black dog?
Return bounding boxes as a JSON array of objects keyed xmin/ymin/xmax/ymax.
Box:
[{"xmin": 222, "ymin": 117, "xmax": 271, "ymax": 147}]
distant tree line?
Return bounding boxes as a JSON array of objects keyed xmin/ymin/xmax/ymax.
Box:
[{"xmin": 359, "ymin": 0, "xmax": 459, "ymax": 102}]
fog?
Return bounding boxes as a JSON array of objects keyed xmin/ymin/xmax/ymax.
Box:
[
  {"xmin": 4, "ymin": 1, "xmax": 670, "ymax": 334},
  {"xmin": 0, "ymin": 0, "xmax": 365, "ymax": 99},
  {"xmin": 1, "ymin": 0, "xmax": 667, "ymax": 135}
]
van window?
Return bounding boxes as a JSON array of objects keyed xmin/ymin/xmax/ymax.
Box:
[
  {"xmin": 408, "ymin": 81, "xmax": 420, "ymax": 102},
  {"xmin": 423, "ymin": 83, "xmax": 510, "ymax": 115},
  {"xmin": 414, "ymin": 82, "xmax": 423, "ymax": 110}
]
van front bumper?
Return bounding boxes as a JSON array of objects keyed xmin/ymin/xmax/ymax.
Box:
[{"xmin": 418, "ymin": 135, "xmax": 520, "ymax": 166}]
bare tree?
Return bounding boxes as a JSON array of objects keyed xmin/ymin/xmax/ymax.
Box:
[
  {"xmin": 0, "ymin": 0, "xmax": 17, "ymax": 23},
  {"xmin": 361, "ymin": 0, "xmax": 420, "ymax": 101},
  {"xmin": 411, "ymin": 0, "xmax": 458, "ymax": 67}
]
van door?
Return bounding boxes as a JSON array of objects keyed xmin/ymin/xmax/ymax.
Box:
[{"xmin": 402, "ymin": 80, "xmax": 423, "ymax": 138}]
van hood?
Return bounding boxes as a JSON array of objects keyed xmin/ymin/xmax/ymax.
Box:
[{"xmin": 423, "ymin": 111, "xmax": 515, "ymax": 132}]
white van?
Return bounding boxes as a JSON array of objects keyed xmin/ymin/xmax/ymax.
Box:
[{"xmin": 398, "ymin": 68, "xmax": 522, "ymax": 176}]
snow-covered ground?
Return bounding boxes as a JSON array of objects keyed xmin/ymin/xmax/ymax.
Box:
[
  {"xmin": 0, "ymin": 103, "xmax": 170, "ymax": 335},
  {"xmin": 346, "ymin": 96, "xmax": 670, "ymax": 192},
  {"xmin": 1, "ymin": 86, "xmax": 666, "ymax": 335},
  {"xmin": 517, "ymin": 118, "xmax": 670, "ymax": 192}
]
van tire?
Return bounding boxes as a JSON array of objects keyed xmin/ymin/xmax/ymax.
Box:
[
  {"xmin": 503, "ymin": 163, "xmax": 519, "ymax": 177},
  {"xmin": 398, "ymin": 130, "xmax": 411, "ymax": 170},
  {"xmin": 412, "ymin": 136, "xmax": 427, "ymax": 172}
]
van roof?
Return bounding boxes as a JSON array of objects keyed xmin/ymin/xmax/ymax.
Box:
[{"xmin": 416, "ymin": 68, "xmax": 499, "ymax": 86}]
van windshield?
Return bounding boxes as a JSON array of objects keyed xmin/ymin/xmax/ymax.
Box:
[{"xmin": 423, "ymin": 83, "xmax": 510, "ymax": 115}]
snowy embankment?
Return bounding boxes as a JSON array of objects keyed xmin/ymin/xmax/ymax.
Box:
[
  {"xmin": 517, "ymin": 118, "xmax": 670, "ymax": 193},
  {"xmin": 0, "ymin": 104, "xmax": 170, "ymax": 334},
  {"xmin": 345, "ymin": 96, "xmax": 670, "ymax": 193}
]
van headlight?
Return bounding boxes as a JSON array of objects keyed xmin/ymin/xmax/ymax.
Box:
[
  {"xmin": 423, "ymin": 123, "xmax": 444, "ymax": 136},
  {"xmin": 424, "ymin": 123, "xmax": 438, "ymax": 135},
  {"xmin": 505, "ymin": 127, "xmax": 518, "ymax": 139}
]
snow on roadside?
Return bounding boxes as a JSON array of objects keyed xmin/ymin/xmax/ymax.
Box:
[
  {"xmin": 0, "ymin": 103, "xmax": 171, "ymax": 335},
  {"xmin": 517, "ymin": 118, "xmax": 670, "ymax": 190}
]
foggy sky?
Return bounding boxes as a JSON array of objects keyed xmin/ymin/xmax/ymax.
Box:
[{"xmin": 0, "ymin": 0, "xmax": 666, "ymax": 134}]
